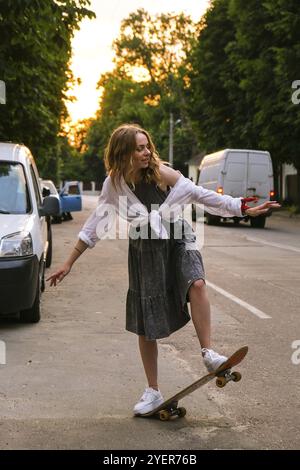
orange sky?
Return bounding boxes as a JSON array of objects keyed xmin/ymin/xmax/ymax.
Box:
[{"xmin": 67, "ymin": 0, "xmax": 210, "ymax": 124}]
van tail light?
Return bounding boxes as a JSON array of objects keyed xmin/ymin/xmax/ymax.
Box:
[
  {"xmin": 217, "ymin": 187, "xmax": 223, "ymax": 195},
  {"xmin": 270, "ymin": 190, "xmax": 275, "ymax": 199}
]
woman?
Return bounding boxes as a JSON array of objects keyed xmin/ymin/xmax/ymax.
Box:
[{"xmin": 47, "ymin": 124, "xmax": 280, "ymax": 415}]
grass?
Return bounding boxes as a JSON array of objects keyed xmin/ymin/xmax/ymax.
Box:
[{"xmin": 286, "ymin": 204, "xmax": 300, "ymax": 217}]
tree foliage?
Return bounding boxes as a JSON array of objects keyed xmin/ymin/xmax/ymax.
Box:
[
  {"xmin": 188, "ymin": 0, "xmax": 300, "ymax": 199},
  {"xmin": 188, "ymin": 0, "xmax": 238, "ymax": 151},
  {"xmin": 113, "ymin": 9, "xmax": 196, "ymax": 86},
  {"xmin": 83, "ymin": 10, "xmax": 199, "ymax": 179},
  {"xmin": 0, "ymin": 0, "xmax": 95, "ymax": 181}
]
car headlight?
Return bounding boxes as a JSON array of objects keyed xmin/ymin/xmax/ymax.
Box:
[{"xmin": 0, "ymin": 232, "xmax": 33, "ymax": 257}]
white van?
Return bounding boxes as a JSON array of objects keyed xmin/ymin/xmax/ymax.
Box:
[
  {"xmin": 197, "ymin": 149, "xmax": 274, "ymax": 228},
  {"xmin": 0, "ymin": 143, "xmax": 59, "ymax": 322}
]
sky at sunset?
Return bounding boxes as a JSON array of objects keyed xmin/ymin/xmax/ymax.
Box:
[{"xmin": 67, "ymin": 0, "xmax": 210, "ymax": 124}]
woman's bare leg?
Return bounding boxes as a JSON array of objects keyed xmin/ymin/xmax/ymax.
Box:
[
  {"xmin": 189, "ymin": 279, "xmax": 211, "ymax": 349},
  {"xmin": 138, "ymin": 336, "xmax": 159, "ymax": 390}
]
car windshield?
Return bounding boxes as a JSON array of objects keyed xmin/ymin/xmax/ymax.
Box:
[{"xmin": 0, "ymin": 161, "xmax": 30, "ymax": 214}]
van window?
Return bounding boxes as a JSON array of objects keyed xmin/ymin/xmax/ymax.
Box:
[{"xmin": 0, "ymin": 161, "xmax": 31, "ymax": 214}]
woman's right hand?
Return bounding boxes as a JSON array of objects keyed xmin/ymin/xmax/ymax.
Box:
[{"xmin": 46, "ymin": 263, "xmax": 72, "ymax": 287}]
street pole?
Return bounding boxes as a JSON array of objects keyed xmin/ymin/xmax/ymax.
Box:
[{"xmin": 169, "ymin": 112, "xmax": 174, "ymax": 167}]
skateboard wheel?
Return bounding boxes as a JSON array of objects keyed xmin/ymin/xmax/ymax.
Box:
[
  {"xmin": 216, "ymin": 377, "xmax": 227, "ymax": 388},
  {"xmin": 159, "ymin": 410, "xmax": 171, "ymax": 421},
  {"xmin": 177, "ymin": 407, "xmax": 186, "ymax": 418},
  {"xmin": 231, "ymin": 371, "xmax": 242, "ymax": 382}
]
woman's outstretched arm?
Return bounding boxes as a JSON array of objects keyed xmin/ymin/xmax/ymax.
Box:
[
  {"xmin": 159, "ymin": 163, "xmax": 280, "ymax": 217},
  {"xmin": 46, "ymin": 239, "xmax": 89, "ymax": 287}
]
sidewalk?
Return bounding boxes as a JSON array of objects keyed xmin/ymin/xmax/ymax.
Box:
[{"xmin": 271, "ymin": 208, "xmax": 300, "ymax": 221}]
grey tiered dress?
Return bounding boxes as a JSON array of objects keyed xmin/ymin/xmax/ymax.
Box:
[{"xmin": 126, "ymin": 180, "xmax": 205, "ymax": 341}]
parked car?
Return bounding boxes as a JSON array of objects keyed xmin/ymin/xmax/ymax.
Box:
[
  {"xmin": 195, "ymin": 149, "xmax": 275, "ymax": 228},
  {"xmin": 41, "ymin": 179, "xmax": 62, "ymax": 224},
  {"xmin": 0, "ymin": 143, "xmax": 59, "ymax": 322},
  {"xmin": 59, "ymin": 180, "xmax": 82, "ymax": 220},
  {"xmin": 41, "ymin": 179, "xmax": 82, "ymax": 223}
]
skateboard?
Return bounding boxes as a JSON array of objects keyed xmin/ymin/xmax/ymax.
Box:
[{"xmin": 136, "ymin": 346, "xmax": 248, "ymax": 421}]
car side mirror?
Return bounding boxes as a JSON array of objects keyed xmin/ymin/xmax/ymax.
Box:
[
  {"xmin": 42, "ymin": 187, "xmax": 51, "ymax": 197},
  {"xmin": 39, "ymin": 196, "xmax": 60, "ymax": 216}
]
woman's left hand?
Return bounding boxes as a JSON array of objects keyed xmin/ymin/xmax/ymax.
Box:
[{"xmin": 245, "ymin": 200, "xmax": 281, "ymax": 217}]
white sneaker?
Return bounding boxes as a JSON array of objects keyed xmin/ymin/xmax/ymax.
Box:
[
  {"xmin": 202, "ymin": 348, "xmax": 228, "ymax": 373},
  {"xmin": 133, "ymin": 387, "xmax": 164, "ymax": 415}
]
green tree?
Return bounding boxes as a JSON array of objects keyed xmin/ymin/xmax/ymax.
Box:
[
  {"xmin": 188, "ymin": 0, "xmax": 300, "ymax": 201},
  {"xmin": 188, "ymin": 0, "xmax": 243, "ymax": 151},
  {"xmin": 83, "ymin": 9, "xmax": 199, "ymax": 180},
  {"xmin": 58, "ymin": 134, "xmax": 84, "ymax": 182},
  {"xmin": 0, "ymin": 0, "xmax": 95, "ymax": 181},
  {"xmin": 226, "ymin": 0, "xmax": 300, "ymax": 199},
  {"xmin": 113, "ymin": 9, "xmax": 196, "ymax": 85},
  {"xmin": 262, "ymin": 0, "xmax": 300, "ymax": 200}
]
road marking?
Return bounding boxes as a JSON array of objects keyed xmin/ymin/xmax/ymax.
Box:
[
  {"xmin": 247, "ymin": 236, "xmax": 300, "ymax": 254},
  {"xmin": 206, "ymin": 280, "xmax": 271, "ymax": 319}
]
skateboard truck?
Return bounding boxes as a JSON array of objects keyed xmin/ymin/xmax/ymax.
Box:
[
  {"xmin": 215, "ymin": 369, "xmax": 242, "ymax": 388},
  {"xmin": 157, "ymin": 401, "xmax": 187, "ymax": 421}
]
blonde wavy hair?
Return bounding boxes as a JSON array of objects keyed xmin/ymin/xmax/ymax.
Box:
[{"xmin": 104, "ymin": 124, "xmax": 162, "ymax": 187}]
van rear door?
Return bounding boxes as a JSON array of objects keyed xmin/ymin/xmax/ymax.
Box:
[
  {"xmin": 247, "ymin": 153, "xmax": 270, "ymax": 203},
  {"xmin": 223, "ymin": 151, "xmax": 247, "ymax": 197}
]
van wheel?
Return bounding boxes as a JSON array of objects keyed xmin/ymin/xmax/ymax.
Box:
[
  {"xmin": 206, "ymin": 214, "xmax": 220, "ymax": 226},
  {"xmin": 250, "ymin": 216, "xmax": 266, "ymax": 229},
  {"xmin": 20, "ymin": 277, "xmax": 41, "ymax": 323},
  {"xmin": 45, "ymin": 224, "xmax": 52, "ymax": 268}
]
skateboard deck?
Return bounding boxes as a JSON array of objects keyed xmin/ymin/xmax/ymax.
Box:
[{"xmin": 136, "ymin": 346, "xmax": 248, "ymax": 421}]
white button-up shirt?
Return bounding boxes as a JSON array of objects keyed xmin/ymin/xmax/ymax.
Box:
[{"xmin": 78, "ymin": 174, "xmax": 242, "ymax": 247}]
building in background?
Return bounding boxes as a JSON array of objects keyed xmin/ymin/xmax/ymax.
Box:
[{"xmin": 281, "ymin": 163, "xmax": 298, "ymax": 204}]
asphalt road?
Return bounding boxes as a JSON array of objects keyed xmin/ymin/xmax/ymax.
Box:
[{"xmin": 0, "ymin": 195, "xmax": 299, "ymax": 450}]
